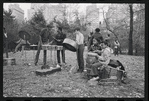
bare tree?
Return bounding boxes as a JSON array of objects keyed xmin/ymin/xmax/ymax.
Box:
[
  {"xmin": 85, "ymin": 5, "xmax": 99, "ymax": 25},
  {"xmin": 101, "ymin": 5, "xmax": 129, "ymax": 53}
]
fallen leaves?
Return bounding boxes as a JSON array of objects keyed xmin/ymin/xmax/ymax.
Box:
[{"xmin": 3, "ymin": 50, "xmax": 145, "ymax": 97}]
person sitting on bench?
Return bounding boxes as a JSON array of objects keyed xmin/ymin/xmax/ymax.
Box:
[
  {"xmin": 89, "ymin": 41, "xmax": 127, "ymax": 84},
  {"xmin": 89, "ymin": 38, "xmax": 102, "ymax": 55}
]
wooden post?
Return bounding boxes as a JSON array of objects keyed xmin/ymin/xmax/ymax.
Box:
[{"xmin": 43, "ymin": 50, "xmax": 47, "ymax": 65}]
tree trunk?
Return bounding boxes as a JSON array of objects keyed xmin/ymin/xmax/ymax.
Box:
[
  {"xmin": 128, "ymin": 4, "xmax": 133, "ymax": 55},
  {"xmin": 5, "ymin": 38, "xmax": 9, "ymax": 58}
]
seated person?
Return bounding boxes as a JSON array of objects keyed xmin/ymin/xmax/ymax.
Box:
[
  {"xmin": 88, "ymin": 28, "xmax": 103, "ymax": 51},
  {"xmin": 89, "ymin": 38, "xmax": 101, "ymax": 51},
  {"xmin": 88, "ymin": 41, "xmax": 127, "ymax": 84}
]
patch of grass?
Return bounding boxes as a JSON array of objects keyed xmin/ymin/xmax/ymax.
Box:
[{"xmin": 3, "ymin": 50, "xmax": 144, "ymax": 97}]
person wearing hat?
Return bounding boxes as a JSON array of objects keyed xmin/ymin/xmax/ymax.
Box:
[
  {"xmin": 74, "ymin": 27, "xmax": 84, "ymax": 73},
  {"xmin": 54, "ymin": 27, "xmax": 66, "ymax": 67},
  {"xmin": 88, "ymin": 28, "xmax": 103, "ymax": 51},
  {"xmin": 34, "ymin": 25, "xmax": 54, "ymax": 66}
]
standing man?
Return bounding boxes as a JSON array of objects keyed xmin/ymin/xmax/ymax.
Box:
[
  {"xmin": 34, "ymin": 25, "xmax": 53, "ymax": 66},
  {"xmin": 74, "ymin": 27, "xmax": 84, "ymax": 73},
  {"xmin": 54, "ymin": 27, "xmax": 66, "ymax": 67}
]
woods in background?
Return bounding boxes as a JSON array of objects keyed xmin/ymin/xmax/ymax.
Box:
[{"xmin": 3, "ymin": 3, "xmax": 145, "ymax": 56}]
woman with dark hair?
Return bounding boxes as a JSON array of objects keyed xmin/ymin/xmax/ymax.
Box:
[
  {"xmin": 89, "ymin": 38, "xmax": 102, "ymax": 55},
  {"xmin": 88, "ymin": 28, "xmax": 103, "ymax": 51}
]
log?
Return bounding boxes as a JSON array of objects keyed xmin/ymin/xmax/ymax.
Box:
[
  {"xmin": 3, "ymin": 58, "xmax": 16, "ymax": 66},
  {"xmin": 35, "ymin": 67, "xmax": 61, "ymax": 76}
]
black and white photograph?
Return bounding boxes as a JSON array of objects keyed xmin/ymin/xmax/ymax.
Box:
[{"xmin": 3, "ymin": 3, "xmax": 145, "ymax": 98}]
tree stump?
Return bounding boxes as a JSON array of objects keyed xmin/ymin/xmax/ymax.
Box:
[{"xmin": 3, "ymin": 58, "xmax": 16, "ymax": 66}]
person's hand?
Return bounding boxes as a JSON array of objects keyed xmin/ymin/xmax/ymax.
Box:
[{"xmin": 49, "ymin": 40, "xmax": 53, "ymax": 45}]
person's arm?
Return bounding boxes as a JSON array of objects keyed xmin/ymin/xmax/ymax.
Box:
[
  {"xmin": 27, "ymin": 41, "xmax": 31, "ymax": 45},
  {"xmin": 117, "ymin": 41, "xmax": 120, "ymax": 46},
  {"xmin": 76, "ymin": 34, "xmax": 79, "ymax": 44},
  {"xmin": 93, "ymin": 49, "xmax": 103, "ymax": 54},
  {"xmin": 97, "ymin": 49, "xmax": 110, "ymax": 64},
  {"xmin": 60, "ymin": 33, "xmax": 66, "ymax": 43},
  {"xmin": 39, "ymin": 35, "xmax": 43, "ymax": 45}
]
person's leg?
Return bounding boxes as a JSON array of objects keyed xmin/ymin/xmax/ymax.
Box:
[
  {"xmin": 116, "ymin": 71, "xmax": 123, "ymax": 84},
  {"xmin": 34, "ymin": 41, "xmax": 41, "ymax": 65},
  {"xmin": 15, "ymin": 42, "xmax": 22, "ymax": 53},
  {"xmin": 79, "ymin": 44, "xmax": 84, "ymax": 72},
  {"xmin": 57, "ymin": 50, "xmax": 60, "ymax": 64},
  {"xmin": 43, "ymin": 50, "xmax": 47, "ymax": 65},
  {"xmin": 90, "ymin": 62, "xmax": 103, "ymax": 77},
  {"xmin": 76, "ymin": 45, "xmax": 81, "ymax": 71}
]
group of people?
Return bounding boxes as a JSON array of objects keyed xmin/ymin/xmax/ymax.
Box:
[
  {"xmin": 34, "ymin": 24, "xmax": 66, "ymax": 67},
  {"xmin": 5, "ymin": 22, "xmax": 126, "ymax": 84},
  {"xmin": 85, "ymin": 25, "xmax": 127, "ymax": 84}
]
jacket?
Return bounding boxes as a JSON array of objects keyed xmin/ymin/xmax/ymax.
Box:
[{"xmin": 55, "ymin": 31, "xmax": 66, "ymax": 46}]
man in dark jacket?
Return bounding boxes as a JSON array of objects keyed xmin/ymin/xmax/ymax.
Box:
[
  {"xmin": 54, "ymin": 27, "xmax": 66, "ymax": 67},
  {"xmin": 88, "ymin": 28, "xmax": 103, "ymax": 51},
  {"xmin": 34, "ymin": 25, "xmax": 54, "ymax": 65}
]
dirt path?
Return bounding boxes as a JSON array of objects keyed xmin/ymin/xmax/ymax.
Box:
[{"xmin": 3, "ymin": 48, "xmax": 144, "ymax": 97}]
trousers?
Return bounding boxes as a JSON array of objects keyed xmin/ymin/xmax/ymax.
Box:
[
  {"xmin": 57, "ymin": 47, "xmax": 65, "ymax": 64},
  {"xmin": 76, "ymin": 44, "xmax": 84, "ymax": 72},
  {"xmin": 34, "ymin": 41, "xmax": 48, "ymax": 65}
]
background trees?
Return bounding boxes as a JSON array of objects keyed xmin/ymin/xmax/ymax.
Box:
[
  {"xmin": 3, "ymin": 3, "xmax": 145, "ymax": 55},
  {"xmin": 3, "ymin": 9, "xmax": 20, "ymax": 43},
  {"xmin": 101, "ymin": 4, "xmax": 145, "ymax": 55}
]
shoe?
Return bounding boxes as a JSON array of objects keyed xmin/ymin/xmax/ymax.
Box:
[
  {"xmin": 34, "ymin": 63, "xmax": 37, "ymax": 66},
  {"xmin": 90, "ymin": 77, "xmax": 99, "ymax": 81},
  {"xmin": 121, "ymin": 80, "xmax": 127, "ymax": 84},
  {"xmin": 56, "ymin": 64, "xmax": 60, "ymax": 68}
]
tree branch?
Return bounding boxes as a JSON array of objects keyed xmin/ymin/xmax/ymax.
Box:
[{"xmin": 102, "ymin": 8, "xmax": 118, "ymax": 38}]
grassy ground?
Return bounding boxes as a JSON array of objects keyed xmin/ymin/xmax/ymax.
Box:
[{"xmin": 3, "ymin": 47, "xmax": 144, "ymax": 98}]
